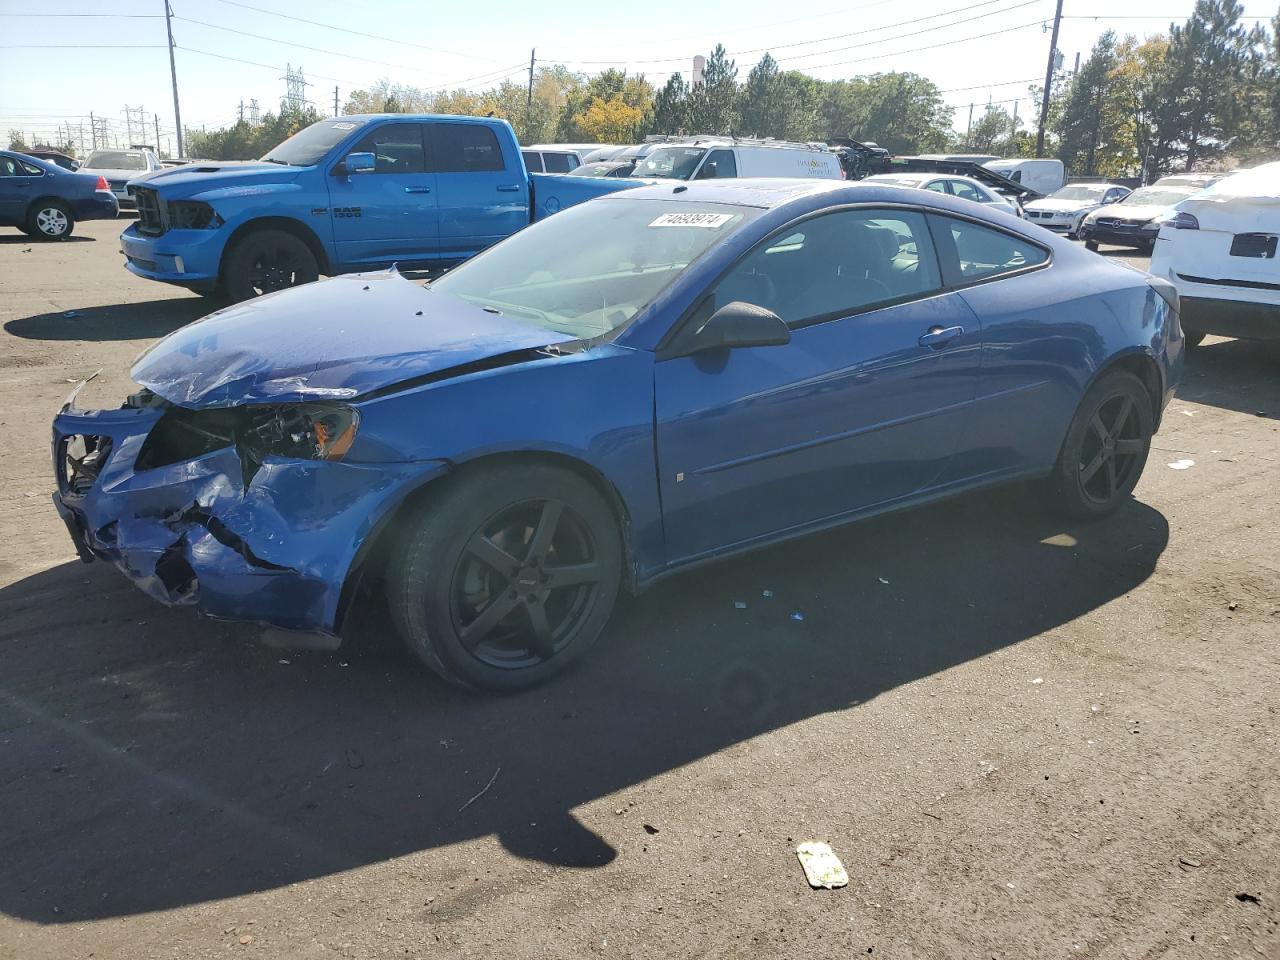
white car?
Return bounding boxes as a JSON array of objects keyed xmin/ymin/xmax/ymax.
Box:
[
  {"xmin": 78, "ymin": 148, "xmax": 163, "ymax": 211},
  {"xmin": 1078, "ymin": 175, "xmax": 1222, "ymax": 253},
  {"xmin": 862, "ymin": 172, "xmax": 1020, "ymax": 216},
  {"xmin": 1149, "ymin": 162, "xmax": 1280, "ymax": 347},
  {"xmin": 1022, "ymin": 183, "xmax": 1130, "ymax": 238},
  {"xmin": 983, "ymin": 158, "xmax": 1066, "ymax": 196},
  {"xmin": 631, "ymin": 138, "xmax": 842, "ymax": 181}
]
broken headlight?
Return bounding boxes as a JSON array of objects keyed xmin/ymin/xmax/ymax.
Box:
[
  {"xmin": 137, "ymin": 402, "xmax": 359, "ymax": 476},
  {"xmin": 168, "ymin": 200, "xmax": 222, "ymax": 230},
  {"xmin": 239, "ymin": 404, "xmax": 360, "ymax": 462}
]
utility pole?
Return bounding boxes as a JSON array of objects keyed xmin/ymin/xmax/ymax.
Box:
[
  {"xmin": 525, "ymin": 48, "xmax": 536, "ymax": 135},
  {"xmin": 965, "ymin": 103, "xmax": 974, "ymax": 147},
  {"xmin": 333, "ymin": 85, "xmax": 339, "ymax": 117},
  {"xmin": 1035, "ymin": 0, "xmax": 1064, "ymax": 158},
  {"xmin": 238, "ymin": 99, "xmax": 245, "ymax": 123},
  {"xmin": 89, "ymin": 112, "xmax": 97, "ymax": 150},
  {"xmin": 1010, "ymin": 102, "xmax": 1019, "ymax": 148},
  {"xmin": 154, "ymin": 113, "xmax": 161, "ymax": 153},
  {"xmin": 164, "ymin": 0, "xmax": 185, "ymax": 158}
]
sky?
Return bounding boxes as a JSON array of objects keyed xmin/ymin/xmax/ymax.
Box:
[{"xmin": 1, "ymin": 0, "xmax": 1276, "ymax": 156}]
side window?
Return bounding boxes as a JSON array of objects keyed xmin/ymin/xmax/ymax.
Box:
[
  {"xmin": 19, "ymin": 159, "xmax": 43, "ymax": 176},
  {"xmin": 697, "ymin": 149, "xmax": 736, "ymax": 179},
  {"xmin": 936, "ymin": 215, "xmax": 1048, "ymax": 284},
  {"xmin": 430, "ymin": 123, "xmax": 505, "ymax": 173},
  {"xmin": 0, "ymin": 156, "xmax": 19, "ymax": 177},
  {"xmin": 949, "ymin": 180, "xmax": 985, "ymax": 203},
  {"xmin": 350, "ymin": 123, "xmax": 426, "ymax": 174},
  {"xmin": 521, "ymin": 150, "xmax": 543, "ymax": 173},
  {"xmin": 925, "ymin": 181, "xmax": 949, "ymax": 193},
  {"xmin": 711, "ymin": 209, "xmax": 943, "ymax": 326},
  {"xmin": 543, "ymin": 152, "xmax": 574, "ymax": 173}
]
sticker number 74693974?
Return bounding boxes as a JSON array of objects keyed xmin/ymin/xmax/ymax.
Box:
[{"xmin": 648, "ymin": 212, "xmax": 734, "ymax": 228}]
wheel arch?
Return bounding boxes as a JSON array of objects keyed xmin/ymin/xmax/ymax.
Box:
[
  {"xmin": 1089, "ymin": 349, "xmax": 1164, "ymax": 430},
  {"xmin": 333, "ymin": 450, "xmax": 638, "ymax": 636},
  {"xmin": 25, "ymin": 195, "xmax": 72, "ymax": 220},
  {"xmin": 220, "ymin": 215, "xmax": 332, "ymax": 278}
]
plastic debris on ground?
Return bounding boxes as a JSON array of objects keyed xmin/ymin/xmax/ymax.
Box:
[
  {"xmin": 796, "ymin": 841, "xmax": 848, "ymax": 889},
  {"xmin": 734, "ymin": 601, "xmax": 747, "ymax": 610},
  {"xmin": 762, "ymin": 589, "xmax": 773, "ymax": 598},
  {"xmin": 1031, "ymin": 677, "xmax": 1044, "ymax": 685},
  {"xmin": 790, "ymin": 611, "xmax": 805, "ymax": 622},
  {"xmin": 1167, "ymin": 458, "xmax": 1196, "ymax": 470}
]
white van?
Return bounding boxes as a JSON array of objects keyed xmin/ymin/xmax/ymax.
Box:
[
  {"xmin": 631, "ymin": 137, "xmax": 842, "ymax": 181},
  {"xmin": 983, "ymin": 158, "xmax": 1065, "ymax": 196}
]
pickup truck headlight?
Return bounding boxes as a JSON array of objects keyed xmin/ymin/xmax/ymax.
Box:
[{"xmin": 169, "ymin": 200, "xmax": 222, "ymax": 230}]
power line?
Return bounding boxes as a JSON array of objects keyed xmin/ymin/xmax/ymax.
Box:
[
  {"xmin": 785, "ymin": 19, "xmax": 1045, "ymax": 71},
  {"xmin": 0, "ymin": 44, "xmax": 166, "ymax": 49},
  {"xmin": 207, "ymin": 0, "xmax": 499, "ymax": 62},
  {"xmin": 941, "ymin": 76, "xmax": 1041, "ymax": 92},
  {"xmin": 0, "ymin": 12, "xmax": 162, "ymax": 17}
]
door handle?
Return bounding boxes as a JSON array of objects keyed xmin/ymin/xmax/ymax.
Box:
[
  {"xmin": 496, "ymin": 184, "xmax": 521, "ymax": 192},
  {"xmin": 918, "ymin": 324, "xmax": 965, "ymax": 349},
  {"xmin": 403, "ymin": 186, "xmax": 431, "ymax": 193}
]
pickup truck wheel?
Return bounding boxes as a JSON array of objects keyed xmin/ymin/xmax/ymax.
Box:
[
  {"xmin": 27, "ymin": 200, "xmax": 74, "ymax": 240},
  {"xmin": 389, "ymin": 464, "xmax": 622, "ymax": 692},
  {"xmin": 223, "ymin": 229, "xmax": 319, "ymax": 302}
]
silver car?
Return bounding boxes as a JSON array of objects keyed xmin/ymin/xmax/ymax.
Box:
[{"xmin": 78, "ymin": 148, "xmax": 163, "ymax": 211}]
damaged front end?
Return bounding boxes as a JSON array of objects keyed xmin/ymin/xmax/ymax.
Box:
[{"xmin": 52, "ymin": 386, "xmax": 446, "ymax": 636}]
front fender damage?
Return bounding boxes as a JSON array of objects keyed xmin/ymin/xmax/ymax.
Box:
[{"xmin": 53, "ymin": 404, "xmax": 448, "ymax": 636}]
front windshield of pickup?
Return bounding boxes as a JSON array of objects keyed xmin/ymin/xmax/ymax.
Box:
[
  {"xmin": 633, "ymin": 146, "xmax": 706, "ymax": 180},
  {"xmin": 261, "ymin": 119, "xmax": 366, "ymax": 166},
  {"xmin": 430, "ymin": 198, "xmax": 758, "ymax": 339}
]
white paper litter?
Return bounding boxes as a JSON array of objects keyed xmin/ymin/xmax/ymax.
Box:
[{"xmin": 796, "ymin": 841, "xmax": 848, "ymax": 889}]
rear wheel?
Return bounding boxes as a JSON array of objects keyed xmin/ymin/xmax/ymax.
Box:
[
  {"xmin": 26, "ymin": 200, "xmax": 74, "ymax": 240},
  {"xmin": 1050, "ymin": 371, "xmax": 1153, "ymax": 520},
  {"xmin": 222, "ymin": 228, "xmax": 319, "ymax": 302},
  {"xmin": 389, "ymin": 463, "xmax": 623, "ymax": 692}
]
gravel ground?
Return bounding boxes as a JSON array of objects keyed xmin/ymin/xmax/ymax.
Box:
[{"xmin": 1, "ymin": 219, "xmax": 1277, "ymax": 960}]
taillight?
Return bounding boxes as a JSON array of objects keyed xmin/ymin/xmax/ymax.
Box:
[
  {"xmin": 1164, "ymin": 211, "xmax": 1199, "ymax": 230},
  {"xmin": 94, "ymin": 175, "xmax": 109, "ymax": 191}
]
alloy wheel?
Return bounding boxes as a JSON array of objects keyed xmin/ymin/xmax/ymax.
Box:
[
  {"xmin": 248, "ymin": 243, "xmax": 308, "ymax": 295},
  {"xmin": 449, "ymin": 498, "xmax": 606, "ymax": 670},
  {"xmin": 1078, "ymin": 393, "xmax": 1146, "ymax": 504},
  {"xmin": 36, "ymin": 207, "xmax": 68, "ymax": 237}
]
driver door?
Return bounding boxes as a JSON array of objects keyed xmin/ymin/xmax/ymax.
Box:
[{"xmin": 654, "ymin": 207, "xmax": 984, "ymax": 563}]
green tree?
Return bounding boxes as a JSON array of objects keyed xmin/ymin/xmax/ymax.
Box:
[
  {"xmin": 650, "ymin": 73, "xmax": 690, "ymax": 135},
  {"xmin": 686, "ymin": 45, "xmax": 738, "ymax": 134},
  {"xmin": 738, "ymin": 54, "xmax": 796, "ymax": 138},
  {"xmin": 1054, "ymin": 32, "xmax": 1127, "ymax": 176},
  {"xmin": 7, "ymin": 130, "xmax": 28, "ymax": 152},
  {"xmin": 819, "ymin": 73, "xmax": 950, "ymax": 153}
]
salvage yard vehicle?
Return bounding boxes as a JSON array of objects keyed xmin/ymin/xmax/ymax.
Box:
[
  {"xmin": 982, "ymin": 158, "xmax": 1065, "ymax": 196},
  {"xmin": 53, "ymin": 178, "xmax": 1183, "ymax": 691},
  {"xmin": 862, "ymin": 172, "xmax": 1020, "ymax": 216},
  {"xmin": 80, "ymin": 146, "xmax": 163, "ymax": 210},
  {"xmin": 1022, "ymin": 183, "xmax": 1130, "ymax": 238},
  {"xmin": 0, "ymin": 150, "xmax": 118, "ymax": 239},
  {"xmin": 119, "ymin": 114, "xmax": 637, "ymax": 302},
  {"xmin": 520, "ymin": 144, "xmax": 608, "ymax": 173},
  {"xmin": 1149, "ymin": 162, "xmax": 1280, "ymax": 346},
  {"xmin": 1079, "ymin": 174, "xmax": 1223, "ymax": 253},
  {"xmin": 631, "ymin": 137, "xmax": 843, "ymax": 181}
]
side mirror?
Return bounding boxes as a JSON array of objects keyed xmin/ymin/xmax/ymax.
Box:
[
  {"xmin": 342, "ymin": 152, "xmax": 375, "ymax": 175},
  {"xmin": 681, "ymin": 301, "xmax": 790, "ymax": 355}
]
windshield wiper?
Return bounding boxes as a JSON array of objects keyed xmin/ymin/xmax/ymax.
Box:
[{"xmin": 260, "ymin": 158, "xmax": 291, "ymax": 165}]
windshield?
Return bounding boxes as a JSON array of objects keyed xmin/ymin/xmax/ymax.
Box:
[
  {"xmin": 430, "ymin": 198, "xmax": 759, "ymax": 338},
  {"xmin": 262, "ymin": 119, "xmax": 365, "ymax": 166},
  {"xmin": 1050, "ymin": 185, "xmax": 1108, "ymax": 201},
  {"xmin": 1123, "ymin": 187, "xmax": 1196, "ymax": 206},
  {"xmin": 632, "ymin": 146, "xmax": 707, "ymax": 180},
  {"xmin": 84, "ymin": 150, "xmax": 146, "ymax": 170}
]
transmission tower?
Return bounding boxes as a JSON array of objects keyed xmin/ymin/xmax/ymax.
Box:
[
  {"xmin": 122, "ymin": 104, "xmax": 148, "ymax": 146},
  {"xmin": 249, "ymin": 98, "xmax": 260, "ymax": 124},
  {"xmin": 281, "ymin": 64, "xmax": 310, "ymax": 112}
]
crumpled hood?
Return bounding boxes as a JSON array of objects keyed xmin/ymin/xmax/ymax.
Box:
[{"xmin": 132, "ymin": 271, "xmax": 576, "ymax": 408}]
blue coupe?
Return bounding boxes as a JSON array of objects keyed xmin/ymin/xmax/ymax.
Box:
[{"xmin": 52, "ymin": 179, "xmax": 1184, "ymax": 690}]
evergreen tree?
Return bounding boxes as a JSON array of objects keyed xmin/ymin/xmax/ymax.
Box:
[
  {"xmin": 686, "ymin": 46, "xmax": 738, "ymax": 135},
  {"xmin": 650, "ymin": 73, "xmax": 690, "ymax": 135}
]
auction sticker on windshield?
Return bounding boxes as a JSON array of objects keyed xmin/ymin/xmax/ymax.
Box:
[{"xmin": 649, "ymin": 213, "xmax": 735, "ymax": 228}]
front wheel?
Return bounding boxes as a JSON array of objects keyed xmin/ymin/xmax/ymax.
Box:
[
  {"xmin": 27, "ymin": 200, "xmax": 74, "ymax": 240},
  {"xmin": 222, "ymin": 228, "xmax": 319, "ymax": 302},
  {"xmin": 1049, "ymin": 371, "xmax": 1153, "ymax": 520},
  {"xmin": 389, "ymin": 463, "xmax": 623, "ymax": 692}
]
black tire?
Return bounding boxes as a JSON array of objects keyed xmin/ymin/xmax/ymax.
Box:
[
  {"xmin": 222, "ymin": 228, "xmax": 319, "ymax": 302},
  {"xmin": 1184, "ymin": 331, "xmax": 1206, "ymax": 348},
  {"xmin": 389, "ymin": 463, "xmax": 623, "ymax": 692},
  {"xmin": 1139, "ymin": 240, "xmax": 1155, "ymax": 256},
  {"xmin": 1084, "ymin": 240, "xmax": 1099, "ymax": 252},
  {"xmin": 26, "ymin": 199, "xmax": 74, "ymax": 240},
  {"xmin": 1050, "ymin": 371, "xmax": 1154, "ymax": 520}
]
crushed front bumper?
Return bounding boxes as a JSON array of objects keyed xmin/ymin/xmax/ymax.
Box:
[{"xmin": 52, "ymin": 400, "xmax": 448, "ymax": 635}]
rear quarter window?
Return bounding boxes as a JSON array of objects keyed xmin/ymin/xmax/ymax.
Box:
[{"xmin": 932, "ymin": 215, "xmax": 1048, "ymax": 285}]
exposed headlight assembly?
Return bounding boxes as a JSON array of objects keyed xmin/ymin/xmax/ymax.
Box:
[
  {"xmin": 168, "ymin": 200, "xmax": 223, "ymax": 230},
  {"xmin": 137, "ymin": 402, "xmax": 360, "ymax": 483}
]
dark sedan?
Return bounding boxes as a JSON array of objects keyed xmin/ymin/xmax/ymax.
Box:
[{"xmin": 0, "ymin": 151, "xmax": 118, "ymax": 239}]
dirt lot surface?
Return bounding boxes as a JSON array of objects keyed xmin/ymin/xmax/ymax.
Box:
[{"xmin": 1, "ymin": 219, "xmax": 1278, "ymax": 960}]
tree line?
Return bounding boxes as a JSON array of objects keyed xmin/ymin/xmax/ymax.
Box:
[{"xmin": 165, "ymin": 0, "xmax": 1279, "ymax": 178}]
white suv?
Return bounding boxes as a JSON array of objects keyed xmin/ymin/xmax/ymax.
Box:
[{"xmin": 1149, "ymin": 163, "xmax": 1280, "ymax": 346}]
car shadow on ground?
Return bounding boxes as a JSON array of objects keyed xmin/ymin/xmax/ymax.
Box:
[
  {"xmin": 0, "ymin": 234, "xmax": 94, "ymax": 245},
  {"xmin": 4, "ymin": 297, "xmax": 212, "ymax": 342},
  {"xmin": 0, "ymin": 485, "xmax": 1168, "ymax": 923},
  {"xmin": 1178, "ymin": 337, "xmax": 1280, "ymax": 418}
]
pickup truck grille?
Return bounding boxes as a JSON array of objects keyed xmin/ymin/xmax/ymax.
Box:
[{"xmin": 132, "ymin": 186, "xmax": 165, "ymax": 236}]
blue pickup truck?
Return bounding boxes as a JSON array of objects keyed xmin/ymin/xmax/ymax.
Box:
[{"xmin": 121, "ymin": 115, "xmax": 635, "ymax": 301}]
